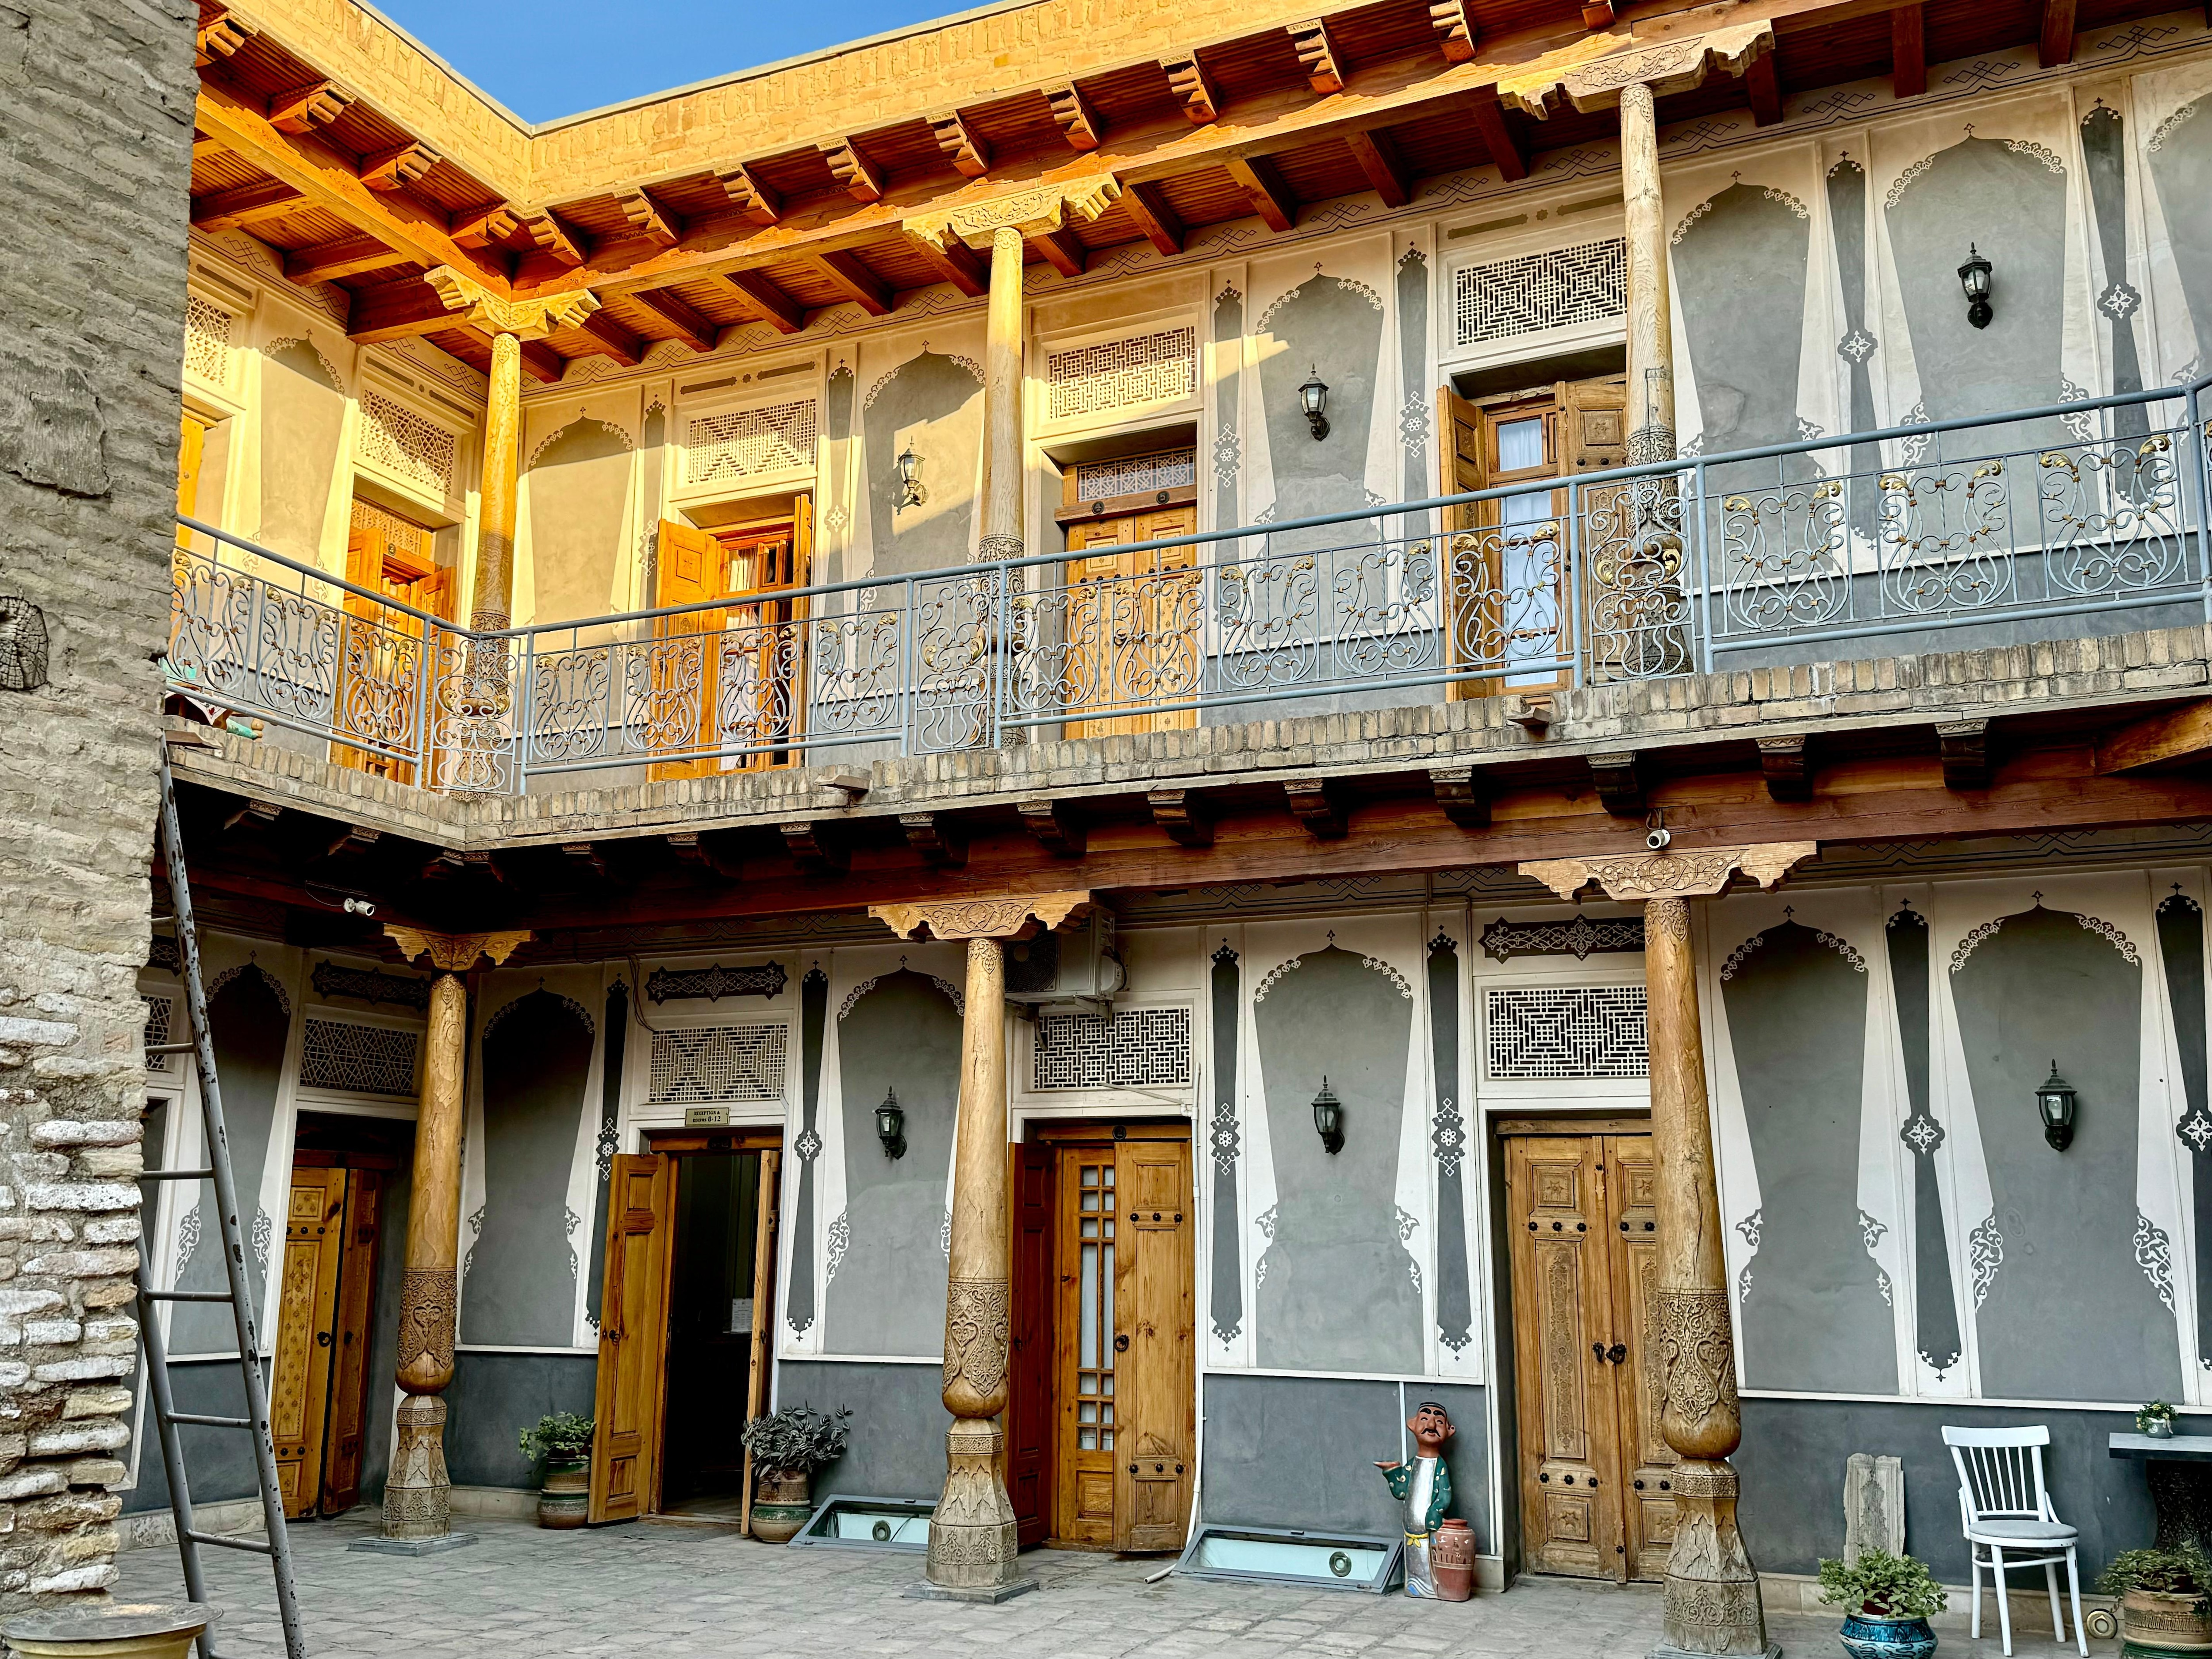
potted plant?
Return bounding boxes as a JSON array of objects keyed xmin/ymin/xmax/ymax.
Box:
[
  {"xmin": 739, "ymin": 1405, "xmax": 851, "ymax": 1543},
  {"xmin": 2098, "ymin": 1547, "xmax": 2212, "ymax": 1653},
  {"xmin": 1819, "ymin": 1548, "xmax": 1948, "ymax": 1659},
  {"xmin": 519, "ymin": 1411, "xmax": 595, "ymax": 1529},
  {"xmin": 2141, "ymin": 1400, "xmax": 2182, "ymax": 1439}
]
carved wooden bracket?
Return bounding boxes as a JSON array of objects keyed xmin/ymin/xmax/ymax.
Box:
[
  {"xmin": 361, "ymin": 142, "xmax": 441, "ymax": 192},
  {"xmin": 900, "ymin": 811, "xmax": 969, "ymax": 868},
  {"xmin": 872, "ymin": 891, "xmax": 1092, "ymax": 943},
  {"xmin": 1587, "ymin": 751, "xmax": 1644, "ymax": 816},
  {"xmin": 1162, "ymin": 51, "xmax": 1221, "ymax": 124},
  {"xmin": 516, "ymin": 209, "xmax": 584, "ymax": 267},
  {"xmin": 909, "ymin": 177, "xmax": 1121, "ymax": 252},
  {"xmin": 1428, "ymin": 0, "xmax": 1478, "ymax": 63},
  {"xmin": 195, "ymin": 9, "xmax": 254, "ymax": 67},
  {"xmin": 1939, "ymin": 718, "xmax": 1992, "ymax": 791},
  {"xmin": 384, "ymin": 925, "xmax": 530, "ymax": 973},
  {"xmin": 1284, "ymin": 777, "xmax": 1347, "ymax": 838},
  {"xmin": 1018, "ymin": 798, "xmax": 1086, "ymax": 857},
  {"xmin": 781, "ymin": 821, "xmax": 847, "ymax": 876},
  {"xmin": 1498, "ymin": 19, "xmax": 1773, "ymax": 117},
  {"xmin": 1519, "ymin": 842, "xmax": 1818, "ymax": 903},
  {"xmin": 715, "ymin": 163, "xmax": 782, "ymax": 225},
  {"xmin": 1288, "ymin": 19, "xmax": 1345, "ymax": 94},
  {"xmin": 820, "ymin": 137, "xmax": 886, "ymax": 204},
  {"xmin": 1046, "ymin": 83, "xmax": 1103, "ymax": 151},
  {"xmin": 1430, "ymin": 765, "xmax": 1491, "ymax": 829},
  {"xmin": 614, "ymin": 189, "xmax": 680, "ymax": 248},
  {"xmin": 930, "ymin": 111, "xmax": 992, "ymax": 178},
  {"xmin": 1148, "ymin": 788, "xmax": 1213, "ymax": 847},
  {"xmin": 269, "ymin": 79, "xmax": 355, "ymax": 134},
  {"xmin": 422, "ymin": 265, "xmax": 600, "ymax": 340},
  {"xmin": 1756, "ymin": 733, "xmax": 1812, "ymax": 801}
]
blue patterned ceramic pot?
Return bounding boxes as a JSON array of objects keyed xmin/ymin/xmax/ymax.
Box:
[{"xmin": 1839, "ymin": 1613, "xmax": 1938, "ymax": 1659}]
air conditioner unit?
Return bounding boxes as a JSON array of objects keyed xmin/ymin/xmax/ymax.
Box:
[{"xmin": 1004, "ymin": 911, "xmax": 1124, "ymax": 1015}]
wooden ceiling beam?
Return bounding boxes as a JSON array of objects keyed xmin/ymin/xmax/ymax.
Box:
[
  {"xmin": 519, "ymin": 340, "xmax": 568, "ymax": 384},
  {"xmin": 819, "ymin": 138, "xmax": 886, "ymax": 204},
  {"xmin": 284, "ymin": 234, "xmax": 412, "ymax": 283},
  {"xmin": 1891, "ymin": 4, "xmax": 1926, "ymax": 98},
  {"xmin": 1428, "ymin": 0, "xmax": 1478, "ymax": 63},
  {"xmin": 1161, "ymin": 50, "xmax": 1221, "ymax": 125},
  {"xmin": 810, "ymin": 250, "xmax": 893, "ymax": 316},
  {"xmin": 1046, "ymin": 82, "xmax": 1103, "ymax": 151},
  {"xmin": 1121, "ymin": 180, "xmax": 1184, "ymax": 256},
  {"xmin": 1030, "ymin": 226, "xmax": 1086, "ymax": 278},
  {"xmin": 191, "ymin": 178, "xmax": 303, "ymax": 233},
  {"xmin": 194, "ymin": 84, "xmax": 508, "ymax": 287},
  {"xmin": 614, "ymin": 188, "xmax": 680, "ymax": 249},
  {"xmin": 576, "ymin": 312, "xmax": 645, "ymax": 368},
  {"xmin": 2096, "ymin": 699, "xmax": 2212, "ymax": 774},
  {"xmin": 1344, "ymin": 127, "xmax": 1410, "ymax": 208},
  {"xmin": 1225, "ymin": 153, "xmax": 1297, "ymax": 233},
  {"xmin": 518, "ymin": 209, "xmax": 584, "ymax": 268},
  {"xmin": 267, "ymin": 78, "xmax": 355, "ymax": 135},
  {"xmin": 346, "ymin": 278, "xmax": 459, "ymax": 342},
  {"xmin": 725, "ymin": 268, "xmax": 807, "ymax": 333},
  {"xmin": 634, "ymin": 287, "xmax": 720, "ymax": 353},
  {"xmin": 360, "ymin": 141, "xmax": 440, "ymax": 192},
  {"xmin": 1745, "ymin": 46, "xmax": 1784, "ymax": 125},
  {"xmin": 1289, "ymin": 19, "xmax": 1346, "ymax": 96},
  {"xmin": 191, "ymin": 133, "xmax": 227, "ymax": 163},
  {"xmin": 714, "ymin": 163, "xmax": 782, "ymax": 226},
  {"xmin": 1582, "ymin": 2, "xmax": 1617, "ymax": 23},
  {"xmin": 2039, "ymin": 0, "xmax": 2078, "ymax": 67},
  {"xmin": 906, "ymin": 230, "xmax": 989, "ymax": 297},
  {"xmin": 1468, "ymin": 95, "xmax": 1528, "ymax": 181},
  {"xmin": 929, "ymin": 111, "xmax": 992, "ymax": 179}
]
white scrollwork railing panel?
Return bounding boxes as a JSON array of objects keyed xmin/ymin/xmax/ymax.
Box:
[
  {"xmin": 250, "ymin": 587, "xmax": 345, "ymax": 726},
  {"xmin": 910, "ymin": 570, "xmax": 998, "ymax": 752},
  {"xmin": 1215, "ymin": 551, "xmax": 1321, "ymax": 693},
  {"xmin": 168, "ymin": 551, "xmax": 256, "ymax": 703},
  {"xmin": 806, "ymin": 604, "xmax": 903, "ymax": 741},
  {"xmin": 621, "ymin": 634, "xmax": 708, "ymax": 759},
  {"xmin": 2038, "ymin": 433, "xmax": 2185, "ymax": 597},
  {"xmin": 528, "ymin": 644, "xmax": 616, "ymax": 765},
  {"xmin": 1877, "ymin": 460, "xmax": 2015, "ymax": 617},
  {"xmin": 334, "ymin": 612, "xmax": 422, "ymax": 760},
  {"xmin": 713, "ymin": 616, "xmax": 806, "ymax": 757},
  {"xmin": 1330, "ymin": 534, "xmax": 1440, "ymax": 680},
  {"xmin": 1583, "ymin": 474, "xmax": 1694, "ymax": 682},
  {"xmin": 426, "ymin": 630, "xmax": 513, "ymax": 794},
  {"xmin": 1442, "ymin": 525, "xmax": 1564, "ymax": 677},
  {"xmin": 1719, "ymin": 478, "xmax": 1850, "ymax": 635}
]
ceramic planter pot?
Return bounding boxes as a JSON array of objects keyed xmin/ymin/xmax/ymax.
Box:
[
  {"xmin": 538, "ymin": 1457, "xmax": 589, "ymax": 1528},
  {"xmin": 2147, "ymin": 1418, "xmax": 2180, "ymax": 1439},
  {"xmin": 751, "ymin": 1471, "xmax": 813, "ymax": 1543},
  {"xmin": 1430, "ymin": 1517, "xmax": 1475, "ymax": 1602},
  {"xmin": 1, "ymin": 1602, "xmax": 218, "ymax": 1659},
  {"xmin": 2122, "ymin": 1587, "xmax": 2212, "ymax": 1653},
  {"xmin": 1838, "ymin": 1612, "xmax": 1938, "ymax": 1659}
]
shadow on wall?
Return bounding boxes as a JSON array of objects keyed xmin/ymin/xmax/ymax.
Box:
[
  {"xmin": 861, "ymin": 352, "xmax": 983, "ymax": 576},
  {"xmin": 1258, "ymin": 275, "xmax": 1384, "ymax": 535},
  {"xmin": 526, "ymin": 415, "xmax": 634, "ymax": 623}
]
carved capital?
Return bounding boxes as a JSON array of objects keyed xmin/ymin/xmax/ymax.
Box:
[
  {"xmin": 870, "ymin": 891, "xmax": 1090, "ymax": 942},
  {"xmin": 910, "ymin": 178, "xmax": 1122, "ymax": 251},
  {"xmin": 1519, "ymin": 841, "xmax": 1816, "ymax": 903},
  {"xmin": 385, "ymin": 924, "xmax": 531, "ymax": 972},
  {"xmin": 422, "ymin": 265, "xmax": 601, "ymax": 341},
  {"xmin": 1498, "ymin": 19, "xmax": 1773, "ymax": 117}
]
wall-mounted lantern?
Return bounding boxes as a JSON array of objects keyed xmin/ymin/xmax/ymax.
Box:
[
  {"xmin": 895, "ymin": 442, "xmax": 927, "ymax": 512},
  {"xmin": 876, "ymin": 1086, "xmax": 907, "ymax": 1159},
  {"xmin": 2035, "ymin": 1061, "xmax": 2077, "ymax": 1152},
  {"xmin": 1959, "ymin": 245, "xmax": 1994, "ymax": 330},
  {"xmin": 1312, "ymin": 1076, "xmax": 1344, "ymax": 1155},
  {"xmin": 1298, "ymin": 365, "xmax": 1331, "ymax": 441}
]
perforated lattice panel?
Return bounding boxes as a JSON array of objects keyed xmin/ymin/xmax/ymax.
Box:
[
  {"xmin": 349, "ymin": 496, "xmax": 434, "ymax": 567},
  {"xmin": 298, "ymin": 1016, "xmax": 421, "ymax": 1096},
  {"xmin": 1071, "ymin": 449, "xmax": 1198, "ymax": 501},
  {"xmin": 357, "ymin": 389, "xmax": 457, "ymax": 499},
  {"xmin": 143, "ymin": 994, "xmax": 177, "ymax": 1073},
  {"xmin": 686, "ymin": 399, "xmax": 818, "ymax": 484},
  {"xmin": 1483, "ymin": 985, "xmax": 1647, "ymax": 1079},
  {"xmin": 1033, "ymin": 1007, "xmax": 1192, "ymax": 1091},
  {"xmin": 650, "ymin": 1024, "xmax": 788, "ymax": 1104},
  {"xmin": 1452, "ymin": 240, "xmax": 1626, "ymax": 346},
  {"xmin": 183, "ymin": 295, "xmax": 233, "ymax": 385},
  {"xmin": 1046, "ymin": 328, "xmax": 1197, "ymax": 421}
]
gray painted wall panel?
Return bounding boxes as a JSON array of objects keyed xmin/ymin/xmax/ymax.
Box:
[
  {"xmin": 777, "ymin": 1359, "xmax": 948, "ymax": 1502},
  {"xmin": 442, "ymin": 1352, "xmax": 596, "ymax": 1491},
  {"xmin": 862, "ymin": 353, "xmax": 983, "ymax": 574},
  {"xmin": 174, "ymin": 968, "xmax": 284, "ymax": 1354}
]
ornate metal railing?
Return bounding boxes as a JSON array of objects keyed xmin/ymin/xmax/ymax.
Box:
[{"xmin": 166, "ymin": 376, "xmax": 2212, "ymax": 796}]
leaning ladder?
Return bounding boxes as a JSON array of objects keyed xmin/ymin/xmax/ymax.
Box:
[{"xmin": 134, "ymin": 746, "xmax": 309, "ymax": 1659}]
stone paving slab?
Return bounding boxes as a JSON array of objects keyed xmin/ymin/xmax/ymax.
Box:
[{"xmin": 111, "ymin": 1511, "xmax": 2110, "ymax": 1659}]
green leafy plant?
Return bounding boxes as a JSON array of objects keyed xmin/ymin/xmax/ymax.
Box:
[
  {"xmin": 518, "ymin": 1411, "xmax": 595, "ymax": 1466},
  {"xmin": 2098, "ymin": 1546, "xmax": 2212, "ymax": 1611},
  {"xmin": 2139, "ymin": 1400, "xmax": 2181, "ymax": 1432},
  {"xmin": 740, "ymin": 1405, "xmax": 852, "ymax": 1478},
  {"xmin": 1818, "ymin": 1550, "xmax": 1949, "ymax": 1620}
]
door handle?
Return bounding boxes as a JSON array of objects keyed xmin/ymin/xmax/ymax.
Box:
[
  {"xmin": 1114, "ymin": 1333, "xmax": 1130, "ymax": 1352},
  {"xmin": 1607, "ymin": 1343, "xmax": 1627, "ymax": 1364},
  {"xmin": 317, "ymin": 1331, "xmax": 332, "ymax": 1348},
  {"xmin": 1591, "ymin": 1341, "xmax": 1606, "ymax": 1363}
]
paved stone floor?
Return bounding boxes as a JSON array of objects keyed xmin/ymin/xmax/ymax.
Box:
[{"xmin": 114, "ymin": 1510, "xmax": 2110, "ymax": 1659}]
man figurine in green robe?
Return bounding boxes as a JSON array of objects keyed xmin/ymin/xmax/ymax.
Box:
[{"xmin": 1375, "ymin": 1400, "xmax": 1454, "ymax": 1597}]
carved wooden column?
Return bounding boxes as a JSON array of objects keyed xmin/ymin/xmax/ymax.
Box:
[
  {"xmin": 1617, "ymin": 80, "xmax": 1675, "ymax": 466},
  {"xmin": 978, "ymin": 223, "xmax": 1026, "ymax": 565},
  {"xmin": 470, "ymin": 330, "xmax": 523, "ymax": 633},
  {"xmin": 1523, "ymin": 844, "xmax": 1813, "ymax": 1659},
  {"xmin": 359, "ymin": 925, "xmax": 529, "ymax": 1552},
  {"xmin": 870, "ymin": 891, "xmax": 1092, "ymax": 1599}
]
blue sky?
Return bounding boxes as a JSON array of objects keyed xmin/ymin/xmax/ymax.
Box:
[{"xmin": 373, "ymin": 0, "xmax": 971, "ymax": 123}]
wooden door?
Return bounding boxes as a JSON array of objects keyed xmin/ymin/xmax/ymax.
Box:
[
  {"xmin": 590, "ymin": 1153, "xmax": 674, "ymax": 1524},
  {"xmin": 176, "ymin": 412, "xmax": 208, "ymax": 549},
  {"xmin": 1113, "ymin": 1138, "xmax": 1194, "ymax": 1553},
  {"xmin": 1602, "ymin": 1135, "xmax": 1678, "ymax": 1582},
  {"xmin": 1063, "ymin": 505, "xmax": 1199, "ymax": 739},
  {"xmin": 319, "ymin": 1167, "xmax": 382, "ymax": 1516},
  {"xmin": 270, "ymin": 1167, "xmax": 346, "ymax": 1519},
  {"xmin": 1053, "ymin": 1149, "xmax": 1120, "ymax": 1546},
  {"xmin": 739, "ymin": 1148, "xmax": 781, "ymax": 1538},
  {"xmin": 1503, "ymin": 1130, "xmax": 1676, "ymax": 1582},
  {"xmin": 719, "ymin": 518, "xmax": 805, "ymax": 773},
  {"xmin": 648, "ymin": 519, "xmax": 725, "ymax": 780},
  {"xmin": 336, "ymin": 501, "xmax": 449, "ymax": 781},
  {"xmin": 1008, "ymin": 1141, "xmax": 1055, "ymax": 1547},
  {"xmin": 1438, "ymin": 387, "xmax": 1492, "ymax": 700}
]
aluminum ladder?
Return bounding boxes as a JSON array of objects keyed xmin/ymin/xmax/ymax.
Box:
[{"xmin": 134, "ymin": 745, "xmax": 308, "ymax": 1659}]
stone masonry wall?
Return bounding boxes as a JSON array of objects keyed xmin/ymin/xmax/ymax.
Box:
[{"xmin": 0, "ymin": 0, "xmax": 198, "ymax": 1603}]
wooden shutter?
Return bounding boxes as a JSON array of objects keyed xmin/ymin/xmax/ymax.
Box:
[
  {"xmin": 590, "ymin": 1153, "xmax": 674, "ymax": 1523},
  {"xmin": 1437, "ymin": 387, "xmax": 1489, "ymax": 530},
  {"xmin": 739, "ymin": 1149, "xmax": 781, "ymax": 1538},
  {"xmin": 1603, "ymin": 1136, "xmax": 1677, "ymax": 1582},
  {"xmin": 320, "ymin": 1167, "xmax": 382, "ymax": 1516},
  {"xmin": 1437, "ymin": 387, "xmax": 1494, "ymax": 700},
  {"xmin": 650, "ymin": 519, "xmax": 725, "ymax": 780},
  {"xmin": 176, "ymin": 413, "xmax": 208, "ymax": 548},
  {"xmin": 1114, "ymin": 1139, "xmax": 1194, "ymax": 1554},
  {"xmin": 270, "ymin": 1168, "xmax": 346, "ymax": 1519},
  {"xmin": 1008, "ymin": 1141, "xmax": 1055, "ymax": 1547}
]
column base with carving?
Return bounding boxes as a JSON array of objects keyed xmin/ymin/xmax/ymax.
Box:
[
  {"xmin": 919, "ymin": 1418, "xmax": 1034, "ymax": 1599},
  {"xmin": 348, "ymin": 1395, "xmax": 478, "ymax": 1555},
  {"xmin": 1653, "ymin": 1460, "xmax": 1778, "ymax": 1659}
]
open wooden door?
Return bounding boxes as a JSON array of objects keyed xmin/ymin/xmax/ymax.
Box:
[
  {"xmin": 738, "ymin": 1148, "xmax": 781, "ymax": 1538},
  {"xmin": 270, "ymin": 1167, "xmax": 346, "ymax": 1519},
  {"xmin": 319, "ymin": 1167, "xmax": 382, "ymax": 1516},
  {"xmin": 336, "ymin": 501, "xmax": 450, "ymax": 781},
  {"xmin": 1602, "ymin": 1135, "xmax": 1678, "ymax": 1582},
  {"xmin": 1063, "ymin": 506, "xmax": 1199, "ymax": 739},
  {"xmin": 1437, "ymin": 387, "xmax": 1492, "ymax": 700},
  {"xmin": 649, "ymin": 519, "xmax": 725, "ymax": 781},
  {"xmin": 1007, "ymin": 1141, "xmax": 1054, "ymax": 1547},
  {"xmin": 1113, "ymin": 1137, "xmax": 1194, "ymax": 1553},
  {"xmin": 590, "ymin": 1153, "xmax": 674, "ymax": 1524}
]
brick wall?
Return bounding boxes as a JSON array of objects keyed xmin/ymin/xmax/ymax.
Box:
[{"xmin": 0, "ymin": 0, "xmax": 197, "ymax": 1602}]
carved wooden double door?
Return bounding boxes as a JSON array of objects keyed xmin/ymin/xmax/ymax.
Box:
[
  {"xmin": 1503, "ymin": 1129, "xmax": 1677, "ymax": 1582},
  {"xmin": 269, "ymin": 1163, "xmax": 382, "ymax": 1518}
]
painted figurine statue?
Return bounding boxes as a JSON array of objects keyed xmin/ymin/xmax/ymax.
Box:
[{"xmin": 1375, "ymin": 1400, "xmax": 1454, "ymax": 1597}]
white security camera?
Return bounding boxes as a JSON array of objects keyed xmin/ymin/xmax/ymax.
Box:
[
  {"xmin": 1644, "ymin": 826, "xmax": 1671, "ymax": 851},
  {"xmin": 343, "ymin": 895, "xmax": 377, "ymax": 917}
]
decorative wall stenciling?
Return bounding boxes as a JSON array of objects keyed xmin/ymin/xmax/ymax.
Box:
[
  {"xmin": 1483, "ymin": 985, "xmax": 1648, "ymax": 1079},
  {"xmin": 1427, "ymin": 933, "xmax": 1473, "ymax": 1356},
  {"xmin": 1032, "ymin": 1006, "xmax": 1192, "ymax": 1090},
  {"xmin": 822, "ymin": 364, "xmax": 855, "ymax": 551},
  {"xmin": 1396, "ymin": 247, "xmax": 1430, "ymax": 511},
  {"xmin": 585, "ymin": 981, "xmax": 626, "ymax": 1335},
  {"xmin": 1823, "ymin": 157, "xmax": 1884, "ymax": 545},
  {"xmin": 647, "ymin": 1023, "xmax": 787, "ymax": 1104},
  {"xmin": 861, "ymin": 350, "xmax": 983, "ymax": 575},
  {"xmin": 1671, "ymin": 184, "xmax": 1812, "ymax": 467},
  {"xmin": 1211, "ymin": 286, "xmax": 1242, "ymax": 534},
  {"xmin": 2080, "ymin": 105, "xmax": 2149, "ymax": 436},
  {"xmin": 1886, "ymin": 905, "xmax": 1962, "ymax": 1375},
  {"xmin": 2156, "ymin": 892, "xmax": 2212, "ymax": 1368},
  {"xmin": 297, "ymin": 1016, "xmax": 419, "ymax": 1097},
  {"xmin": 310, "ymin": 959, "xmax": 431, "ymax": 1010},
  {"xmin": 1479, "ymin": 914, "xmax": 1644, "ymax": 962},
  {"xmin": 174, "ymin": 963, "xmax": 284, "ymax": 1354},
  {"xmin": 1209, "ymin": 942, "xmax": 1243, "ymax": 1345},
  {"xmin": 1721, "ymin": 921, "xmax": 1895, "ymax": 1394},
  {"xmin": 645, "ymin": 961, "xmax": 789, "ymax": 1003},
  {"xmin": 524, "ymin": 414, "xmax": 634, "ymax": 623},
  {"xmin": 1258, "ymin": 272, "xmax": 1384, "ymax": 532},
  {"xmin": 1950, "ymin": 903, "xmax": 2180, "ymax": 1399},
  {"xmin": 1451, "ymin": 239, "xmax": 1626, "ymax": 346},
  {"xmin": 2144, "ymin": 91, "xmax": 2212, "ymax": 378},
  {"xmin": 785, "ymin": 968, "xmax": 830, "ymax": 1337}
]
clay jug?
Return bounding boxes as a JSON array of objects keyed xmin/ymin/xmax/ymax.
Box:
[{"xmin": 1432, "ymin": 1517, "xmax": 1476, "ymax": 1601}]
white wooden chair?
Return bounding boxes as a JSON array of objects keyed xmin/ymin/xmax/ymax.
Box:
[{"xmin": 1942, "ymin": 1425, "xmax": 2088, "ymax": 1656}]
